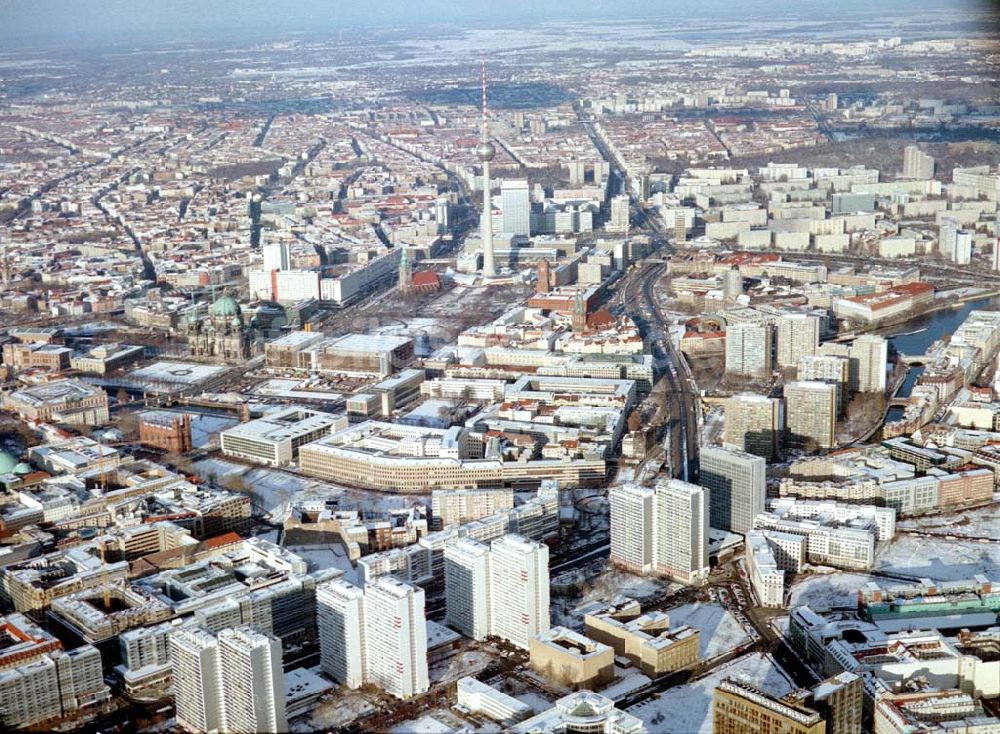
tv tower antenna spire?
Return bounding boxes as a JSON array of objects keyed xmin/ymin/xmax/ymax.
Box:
[{"xmin": 480, "ymin": 57, "xmax": 488, "ymax": 135}]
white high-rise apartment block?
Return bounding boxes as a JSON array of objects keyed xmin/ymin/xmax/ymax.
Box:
[
  {"xmin": 489, "ymin": 534, "xmax": 550, "ymax": 650},
  {"xmin": 723, "ymin": 394, "xmax": 784, "ymax": 461},
  {"xmin": 723, "ymin": 268, "xmax": 743, "ymax": 302},
  {"xmin": 609, "ymin": 480, "xmax": 710, "ymax": 585},
  {"xmin": 609, "ymin": 483, "xmax": 655, "ymax": 574},
  {"xmin": 654, "ymin": 478, "xmax": 710, "ymax": 584},
  {"xmin": 954, "ymin": 229, "xmax": 972, "ymax": 265},
  {"xmin": 363, "ymin": 576, "xmax": 429, "ymax": 700},
  {"xmin": 262, "ymin": 241, "xmax": 290, "ymax": 273},
  {"xmin": 218, "ymin": 627, "xmax": 287, "ymax": 734},
  {"xmin": 992, "ymin": 237, "xmax": 1000, "ymax": 272},
  {"xmin": 939, "ymin": 219, "xmax": 959, "ymax": 259},
  {"xmin": 435, "ymin": 196, "xmax": 450, "ymax": 233},
  {"xmin": 444, "ymin": 538, "xmax": 492, "ymax": 640},
  {"xmin": 784, "ymin": 380, "xmax": 838, "ymax": 449},
  {"xmin": 698, "ymin": 446, "xmax": 765, "ymax": 535},
  {"xmin": 0, "ymin": 645, "xmax": 109, "ymax": 729},
  {"xmin": 798, "ymin": 354, "xmax": 850, "ymax": 414},
  {"xmin": 607, "ymin": 194, "xmax": 630, "ymax": 233},
  {"xmin": 851, "ymin": 335, "xmax": 888, "ymax": 393},
  {"xmin": 170, "ymin": 627, "xmax": 224, "ymax": 734},
  {"xmin": 776, "ymin": 314, "xmax": 819, "ymax": 369},
  {"xmin": 902, "ymin": 144, "xmax": 935, "ymax": 179},
  {"xmin": 500, "ymin": 179, "xmax": 531, "ymax": 237},
  {"xmin": 171, "ymin": 625, "xmax": 287, "ymax": 734},
  {"xmin": 725, "ymin": 323, "xmax": 773, "ymax": 376},
  {"xmin": 317, "ymin": 578, "xmax": 366, "ymax": 689}
]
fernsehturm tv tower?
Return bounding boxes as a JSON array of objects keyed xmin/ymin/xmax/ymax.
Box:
[{"xmin": 476, "ymin": 58, "xmax": 497, "ymax": 279}]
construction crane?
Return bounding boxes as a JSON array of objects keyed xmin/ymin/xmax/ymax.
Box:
[{"xmin": 99, "ymin": 540, "xmax": 111, "ymax": 611}]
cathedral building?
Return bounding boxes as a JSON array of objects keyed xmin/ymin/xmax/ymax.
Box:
[{"xmin": 184, "ymin": 293, "xmax": 256, "ymax": 362}]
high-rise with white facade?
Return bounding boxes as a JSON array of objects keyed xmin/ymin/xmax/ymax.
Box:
[
  {"xmin": 363, "ymin": 576, "xmax": 429, "ymax": 700},
  {"xmin": 317, "ymin": 578, "xmax": 366, "ymax": 689},
  {"xmin": 784, "ymin": 381, "xmax": 838, "ymax": 449},
  {"xmin": 723, "ymin": 268, "xmax": 743, "ymax": 302},
  {"xmin": 262, "ymin": 241, "xmax": 290, "ymax": 273},
  {"xmin": 723, "ymin": 394, "xmax": 784, "ymax": 461},
  {"xmin": 654, "ymin": 479, "xmax": 710, "ymax": 584},
  {"xmin": 939, "ymin": 218, "xmax": 959, "ymax": 260},
  {"xmin": 609, "ymin": 483, "xmax": 656, "ymax": 574},
  {"xmin": 954, "ymin": 229, "xmax": 973, "ymax": 265},
  {"xmin": 725, "ymin": 323, "xmax": 773, "ymax": 376},
  {"xmin": 170, "ymin": 627, "xmax": 224, "ymax": 734},
  {"xmin": 435, "ymin": 196, "xmax": 450, "ymax": 233},
  {"xmin": 170, "ymin": 625, "xmax": 287, "ymax": 734},
  {"xmin": 777, "ymin": 314, "xmax": 819, "ymax": 369},
  {"xmin": 500, "ymin": 179, "xmax": 531, "ymax": 237},
  {"xmin": 699, "ymin": 446, "xmax": 766, "ymax": 535},
  {"xmin": 218, "ymin": 627, "xmax": 287, "ymax": 734},
  {"xmin": 851, "ymin": 334, "xmax": 888, "ymax": 393},
  {"xmin": 607, "ymin": 194, "xmax": 630, "ymax": 234},
  {"xmin": 489, "ymin": 534, "xmax": 550, "ymax": 650},
  {"xmin": 903, "ymin": 144, "xmax": 935, "ymax": 179},
  {"xmin": 798, "ymin": 354, "xmax": 850, "ymax": 415},
  {"xmin": 444, "ymin": 538, "xmax": 492, "ymax": 640}
]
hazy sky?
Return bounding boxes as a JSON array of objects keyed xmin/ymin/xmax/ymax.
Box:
[{"xmin": 0, "ymin": 0, "xmax": 992, "ymax": 49}]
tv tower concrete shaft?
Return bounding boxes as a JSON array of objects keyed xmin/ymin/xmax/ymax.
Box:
[{"xmin": 475, "ymin": 58, "xmax": 497, "ymax": 279}]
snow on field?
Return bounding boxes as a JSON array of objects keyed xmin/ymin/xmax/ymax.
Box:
[
  {"xmin": 627, "ymin": 652, "xmax": 794, "ymax": 734},
  {"xmin": 429, "ymin": 650, "xmax": 493, "ymax": 686},
  {"xmin": 291, "ymin": 690, "xmax": 373, "ymax": 732},
  {"xmin": 552, "ymin": 568, "xmax": 675, "ymax": 629},
  {"xmin": 188, "ymin": 414, "xmax": 238, "ymax": 448},
  {"xmin": 665, "ymin": 602, "xmax": 750, "ymax": 658},
  {"xmin": 584, "ymin": 570, "xmax": 671, "ymax": 605},
  {"xmin": 391, "ymin": 712, "xmax": 462, "ymax": 734},
  {"xmin": 600, "ymin": 671, "xmax": 652, "ymax": 700},
  {"xmin": 876, "ymin": 534, "xmax": 999, "ymax": 582},
  {"xmin": 788, "ymin": 572, "xmax": 874, "ymax": 611},
  {"xmin": 897, "ymin": 504, "xmax": 1000, "ymax": 536},
  {"xmin": 192, "ymin": 458, "xmax": 339, "ymax": 521},
  {"xmin": 514, "ymin": 690, "xmax": 553, "ymax": 714}
]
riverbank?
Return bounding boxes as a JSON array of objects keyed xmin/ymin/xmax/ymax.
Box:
[{"xmin": 873, "ymin": 290, "xmax": 1000, "ymax": 342}]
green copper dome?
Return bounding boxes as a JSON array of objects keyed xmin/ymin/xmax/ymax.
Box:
[
  {"xmin": 13, "ymin": 462, "xmax": 32, "ymax": 476},
  {"xmin": 0, "ymin": 452, "xmax": 16, "ymax": 474},
  {"xmin": 210, "ymin": 294, "xmax": 242, "ymax": 318}
]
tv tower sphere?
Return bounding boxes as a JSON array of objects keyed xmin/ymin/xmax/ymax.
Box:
[{"xmin": 475, "ymin": 139, "xmax": 496, "ymax": 161}]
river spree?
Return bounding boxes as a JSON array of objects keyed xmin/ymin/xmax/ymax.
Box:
[{"xmin": 881, "ymin": 296, "xmax": 1000, "ymax": 422}]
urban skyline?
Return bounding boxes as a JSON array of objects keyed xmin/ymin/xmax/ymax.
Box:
[{"xmin": 0, "ymin": 2, "xmax": 998, "ymax": 733}]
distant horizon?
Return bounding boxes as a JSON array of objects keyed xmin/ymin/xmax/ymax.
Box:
[{"xmin": 1, "ymin": 0, "xmax": 996, "ymax": 51}]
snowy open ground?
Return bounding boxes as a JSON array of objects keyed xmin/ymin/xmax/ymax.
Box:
[
  {"xmin": 788, "ymin": 572, "xmax": 874, "ymax": 611},
  {"xmin": 513, "ymin": 689, "xmax": 554, "ymax": 714},
  {"xmin": 391, "ymin": 711, "xmax": 465, "ymax": 734},
  {"xmin": 192, "ymin": 457, "xmax": 426, "ymax": 522},
  {"xmin": 290, "ymin": 690, "xmax": 373, "ymax": 732},
  {"xmin": 876, "ymin": 534, "xmax": 999, "ymax": 582},
  {"xmin": 429, "ymin": 650, "xmax": 494, "ymax": 686},
  {"xmin": 896, "ymin": 504, "xmax": 1000, "ymax": 535},
  {"xmin": 664, "ymin": 602, "xmax": 751, "ymax": 658},
  {"xmin": 626, "ymin": 652, "xmax": 794, "ymax": 734}
]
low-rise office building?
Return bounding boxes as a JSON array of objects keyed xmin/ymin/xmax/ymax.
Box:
[
  {"xmin": 220, "ymin": 407, "xmax": 347, "ymax": 466},
  {"xmin": 529, "ymin": 626, "xmax": 615, "ymax": 690}
]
